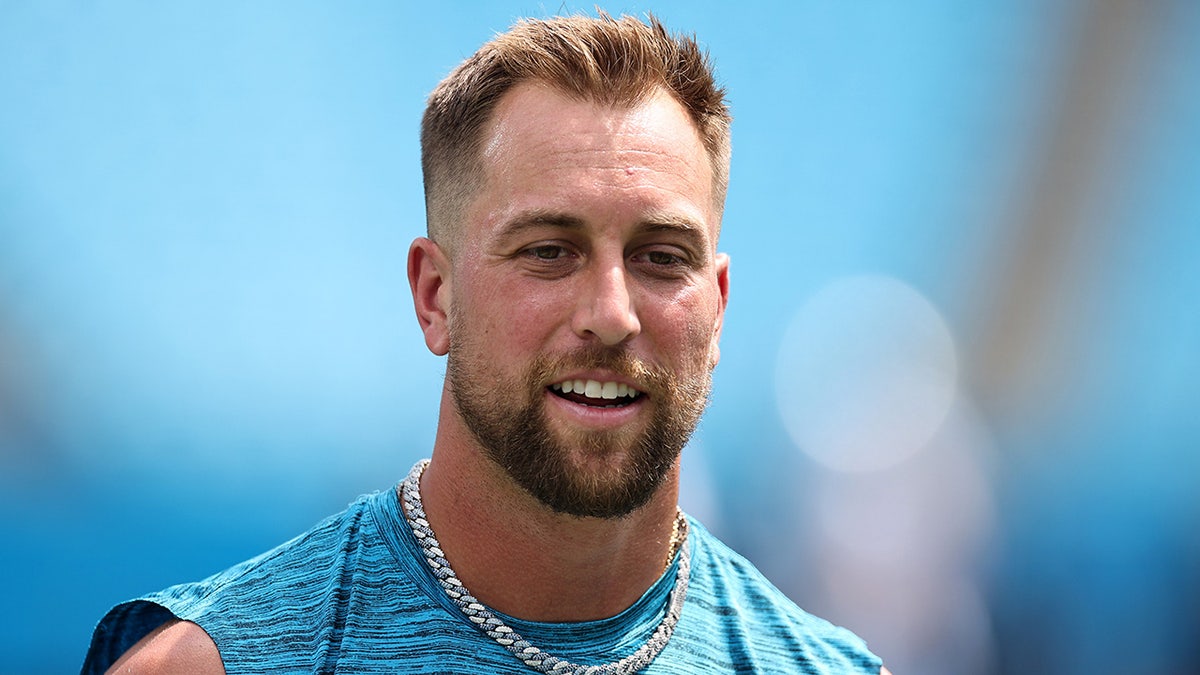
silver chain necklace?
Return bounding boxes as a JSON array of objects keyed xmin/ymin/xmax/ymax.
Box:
[{"xmin": 400, "ymin": 459, "xmax": 690, "ymax": 675}]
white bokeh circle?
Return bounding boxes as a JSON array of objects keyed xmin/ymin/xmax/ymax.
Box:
[{"xmin": 775, "ymin": 274, "xmax": 958, "ymax": 472}]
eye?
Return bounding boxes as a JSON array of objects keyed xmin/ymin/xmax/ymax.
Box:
[
  {"xmin": 631, "ymin": 245, "xmax": 697, "ymax": 280},
  {"xmin": 517, "ymin": 243, "xmax": 579, "ymax": 276},
  {"xmin": 635, "ymin": 248, "xmax": 691, "ymax": 268},
  {"xmin": 645, "ymin": 250, "xmax": 684, "ymax": 266},
  {"xmin": 528, "ymin": 245, "xmax": 566, "ymax": 260}
]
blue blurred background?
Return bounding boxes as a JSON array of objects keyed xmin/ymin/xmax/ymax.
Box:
[{"xmin": 2, "ymin": 1, "xmax": 1198, "ymax": 673}]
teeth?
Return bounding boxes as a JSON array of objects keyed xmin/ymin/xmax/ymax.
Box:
[{"xmin": 551, "ymin": 379, "xmax": 641, "ymax": 400}]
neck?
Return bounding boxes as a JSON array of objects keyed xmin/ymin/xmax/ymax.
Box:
[{"xmin": 414, "ymin": 398, "xmax": 683, "ymax": 622}]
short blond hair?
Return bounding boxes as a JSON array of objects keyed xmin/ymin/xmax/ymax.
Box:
[{"xmin": 420, "ymin": 13, "xmax": 732, "ymax": 249}]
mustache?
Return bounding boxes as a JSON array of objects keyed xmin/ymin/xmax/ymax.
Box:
[{"xmin": 530, "ymin": 346, "xmax": 669, "ymax": 391}]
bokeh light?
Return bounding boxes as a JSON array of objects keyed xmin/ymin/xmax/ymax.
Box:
[{"xmin": 775, "ymin": 274, "xmax": 958, "ymax": 472}]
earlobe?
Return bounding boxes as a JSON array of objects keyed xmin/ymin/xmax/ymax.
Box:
[{"xmin": 408, "ymin": 237, "xmax": 452, "ymax": 356}]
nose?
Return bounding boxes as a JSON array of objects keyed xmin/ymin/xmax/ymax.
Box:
[{"xmin": 572, "ymin": 262, "xmax": 641, "ymax": 346}]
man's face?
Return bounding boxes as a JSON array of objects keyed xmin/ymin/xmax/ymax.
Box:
[{"xmin": 444, "ymin": 81, "xmax": 729, "ymax": 518}]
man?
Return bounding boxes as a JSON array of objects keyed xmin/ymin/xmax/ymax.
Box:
[{"xmin": 85, "ymin": 13, "xmax": 887, "ymax": 674}]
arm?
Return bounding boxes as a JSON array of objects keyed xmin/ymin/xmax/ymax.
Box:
[
  {"xmin": 881, "ymin": 667, "xmax": 893, "ymax": 675},
  {"xmin": 105, "ymin": 619, "xmax": 224, "ymax": 675}
]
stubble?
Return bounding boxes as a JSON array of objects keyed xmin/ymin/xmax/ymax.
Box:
[{"xmin": 447, "ymin": 339, "xmax": 712, "ymax": 519}]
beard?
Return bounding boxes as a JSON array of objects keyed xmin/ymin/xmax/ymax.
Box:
[{"xmin": 447, "ymin": 339, "xmax": 713, "ymax": 519}]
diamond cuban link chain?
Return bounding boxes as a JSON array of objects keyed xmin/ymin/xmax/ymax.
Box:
[{"xmin": 400, "ymin": 459, "xmax": 690, "ymax": 674}]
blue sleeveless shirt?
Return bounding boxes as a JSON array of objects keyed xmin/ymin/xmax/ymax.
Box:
[{"xmin": 84, "ymin": 485, "xmax": 881, "ymax": 673}]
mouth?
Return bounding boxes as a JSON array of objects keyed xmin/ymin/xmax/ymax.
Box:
[{"xmin": 548, "ymin": 378, "xmax": 644, "ymax": 408}]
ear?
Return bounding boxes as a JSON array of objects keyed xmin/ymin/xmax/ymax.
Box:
[
  {"xmin": 408, "ymin": 237, "xmax": 452, "ymax": 356},
  {"xmin": 710, "ymin": 252, "xmax": 730, "ymax": 367}
]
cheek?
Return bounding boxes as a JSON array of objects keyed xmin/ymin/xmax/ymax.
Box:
[
  {"xmin": 457, "ymin": 275, "xmax": 563, "ymax": 352},
  {"xmin": 650, "ymin": 292, "xmax": 722, "ymax": 368}
]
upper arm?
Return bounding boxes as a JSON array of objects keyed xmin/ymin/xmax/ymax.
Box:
[
  {"xmin": 881, "ymin": 667, "xmax": 893, "ymax": 675},
  {"xmin": 105, "ymin": 619, "xmax": 225, "ymax": 675}
]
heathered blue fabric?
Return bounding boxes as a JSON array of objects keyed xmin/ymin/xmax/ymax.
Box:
[{"xmin": 84, "ymin": 484, "xmax": 881, "ymax": 674}]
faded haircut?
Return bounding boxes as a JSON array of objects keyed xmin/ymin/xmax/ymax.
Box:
[{"xmin": 420, "ymin": 12, "xmax": 732, "ymax": 252}]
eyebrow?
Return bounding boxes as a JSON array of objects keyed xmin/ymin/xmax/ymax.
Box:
[
  {"xmin": 494, "ymin": 209, "xmax": 710, "ymax": 249},
  {"xmin": 493, "ymin": 210, "xmax": 586, "ymax": 242},
  {"xmin": 635, "ymin": 213, "xmax": 709, "ymax": 249}
]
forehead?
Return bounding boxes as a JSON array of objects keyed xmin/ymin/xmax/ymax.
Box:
[{"xmin": 468, "ymin": 81, "xmax": 717, "ymax": 245}]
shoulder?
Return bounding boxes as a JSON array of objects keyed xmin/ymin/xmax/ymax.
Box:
[
  {"xmin": 104, "ymin": 619, "xmax": 224, "ymax": 674},
  {"xmin": 182, "ymin": 489, "xmax": 385, "ymax": 596},
  {"xmin": 161, "ymin": 490, "xmax": 390, "ymax": 625},
  {"xmin": 685, "ymin": 519, "xmax": 806, "ymax": 616},
  {"xmin": 89, "ymin": 490, "xmax": 395, "ymax": 672},
  {"xmin": 682, "ymin": 519, "xmax": 883, "ymax": 671}
]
